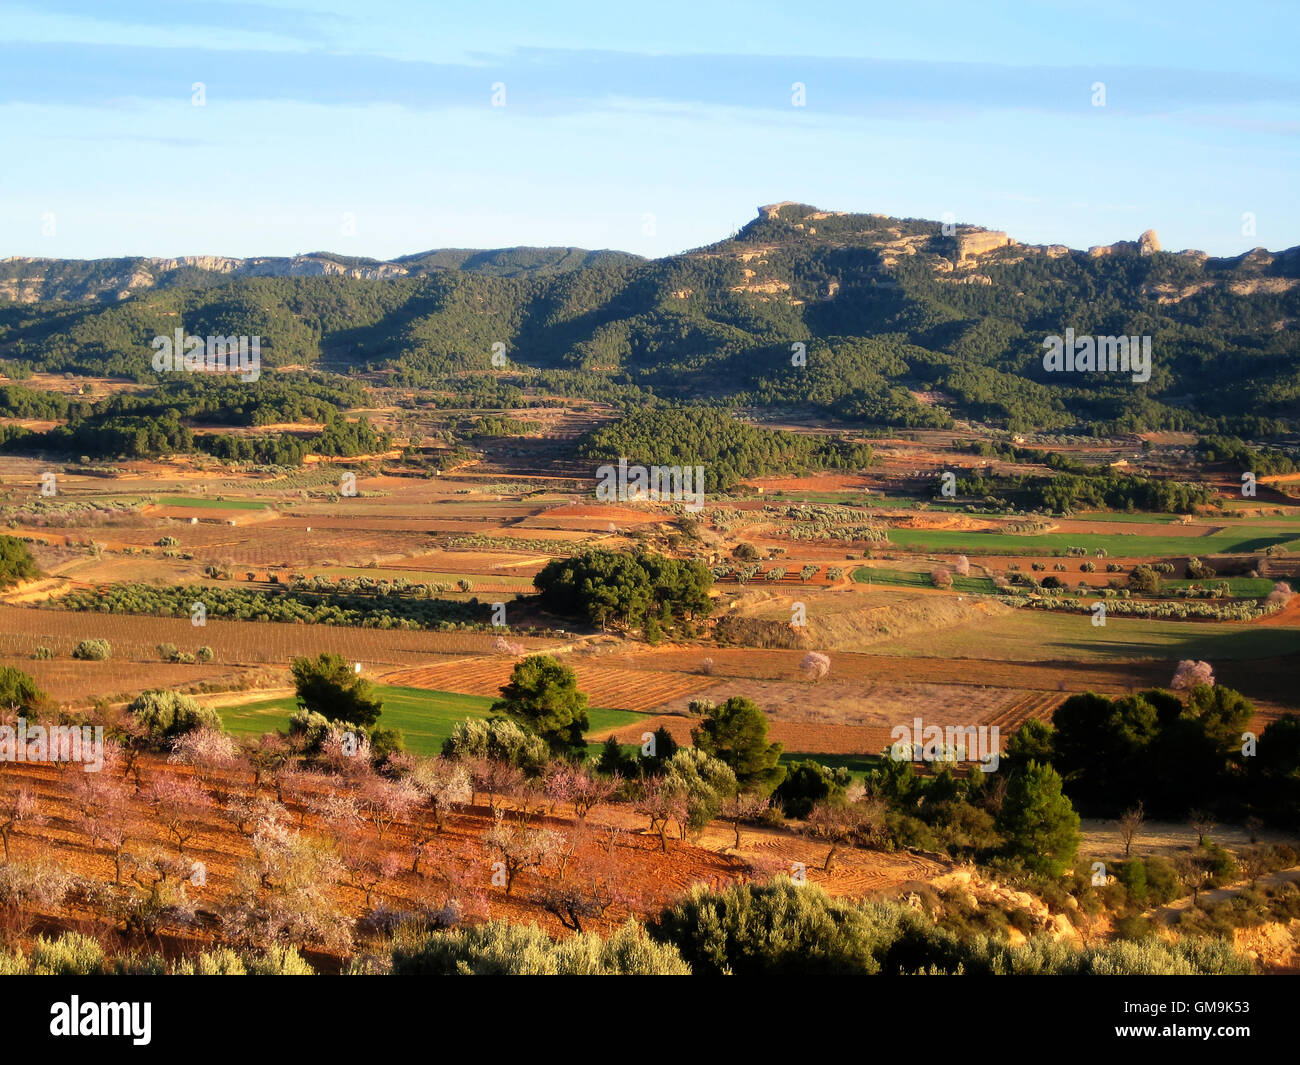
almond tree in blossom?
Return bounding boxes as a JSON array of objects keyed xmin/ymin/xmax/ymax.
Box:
[
  {"xmin": 147, "ymin": 775, "xmax": 213, "ymax": 858},
  {"xmin": 1171, "ymin": 659, "xmax": 1215, "ymax": 690},
  {"xmin": 0, "ymin": 788, "xmax": 45, "ymax": 861},
  {"xmin": 800, "ymin": 651, "xmax": 831, "ymax": 683}
]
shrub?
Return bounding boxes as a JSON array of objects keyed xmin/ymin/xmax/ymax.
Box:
[
  {"xmin": 0, "ymin": 666, "xmax": 46, "ymax": 715},
  {"xmin": 32, "ymin": 646, "xmax": 53, "ymax": 660},
  {"xmin": 392, "ymin": 920, "xmax": 688, "ymax": 975},
  {"xmin": 243, "ymin": 945, "xmax": 315, "ymax": 975},
  {"xmin": 649, "ymin": 881, "xmax": 881, "ymax": 976},
  {"xmin": 191, "ymin": 948, "xmax": 248, "ymax": 975},
  {"xmin": 287, "ymin": 709, "xmax": 332, "ymax": 751},
  {"xmin": 442, "ymin": 717, "xmax": 548, "ymax": 773},
  {"xmin": 128, "ymin": 689, "xmax": 222, "ymax": 743},
  {"xmin": 773, "ymin": 760, "xmax": 849, "ymax": 818},
  {"xmin": 1128, "ymin": 565, "xmax": 1161, "ymax": 596},
  {"xmin": 30, "ymin": 932, "xmax": 107, "ymax": 975},
  {"xmin": 72, "ymin": 638, "xmax": 111, "ymax": 661}
]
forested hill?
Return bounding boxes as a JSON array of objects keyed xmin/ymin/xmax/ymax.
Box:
[
  {"xmin": 2, "ymin": 203, "xmax": 1298, "ymax": 435},
  {"xmin": 0, "ymin": 246, "xmax": 644, "ymax": 303}
]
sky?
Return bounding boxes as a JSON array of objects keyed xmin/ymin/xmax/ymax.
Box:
[{"xmin": 0, "ymin": 0, "xmax": 1297, "ymax": 261}]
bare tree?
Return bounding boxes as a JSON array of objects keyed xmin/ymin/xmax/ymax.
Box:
[
  {"xmin": 507, "ymin": 776, "xmax": 548, "ymax": 827},
  {"xmin": 636, "ymin": 778, "xmax": 688, "ymax": 853},
  {"xmin": 1237, "ymin": 847, "xmax": 1270, "ymax": 888},
  {"xmin": 119, "ymin": 849, "xmax": 197, "ymax": 941},
  {"xmin": 720, "ymin": 789, "xmax": 771, "ymax": 850},
  {"xmin": 1174, "ymin": 852, "xmax": 1213, "ymax": 906},
  {"xmin": 538, "ymin": 847, "xmax": 631, "ymax": 935},
  {"xmin": 804, "ymin": 798, "xmax": 885, "ymax": 872},
  {"xmin": 1118, "ymin": 802, "xmax": 1145, "ymax": 858},
  {"xmin": 1189, "ymin": 809, "xmax": 1216, "ymax": 846},
  {"xmin": 339, "ymin": 831, "xmax": 403, "ymax": 910}
]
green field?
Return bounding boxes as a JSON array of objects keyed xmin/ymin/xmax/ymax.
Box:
[
  {"xmin": 159, "ymin": 496, "xmax": 269, "ymax": 511},
  {"xmin": 763, "ymin": 490, "xmax": 868, "ymax": 505},
  {"xmin": 1163, "ymin": 577, "xmax": 1276, "ymax": 597},
  {"xmin": 865, "ymin": 605, "xmax": 1300, "ymax": 664},
  {"xmin": 851, "ymin": 566, "xmax": 997, "ymax": 595},
  {"xmin": 778, "ymin": 751, "xmax": 882, "ymax": 776},
  {"xmin": 219, "ymin": 685, "xmax": 642, "ymax": 755},
  {"xmin": 882, "ymin": 525, "xmax": 1300, "ymax": 557}
]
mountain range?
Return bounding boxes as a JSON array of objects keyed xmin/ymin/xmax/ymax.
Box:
[{"xmin": 2, "ymin": 203, "xmax": 1297, "ymax": 435}]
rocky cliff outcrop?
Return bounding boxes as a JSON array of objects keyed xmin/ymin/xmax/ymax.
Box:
[
  {"xmin": 955, "ymin": 228, "xmax": 1014, "ymax": 260},
  {"xmin": 1088, "ymin": 229, "xmax": 1162, "ymax": 257}
]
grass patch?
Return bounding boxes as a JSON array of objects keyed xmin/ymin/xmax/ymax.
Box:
[
  {"xmin": 1163, "ymin": 577, "xmax": 1275, "ymax": 597},
  {"xmin": 883, "ymin": 525, "xmax": 1299, "ymax": 557},
  {"xmin": 866, "ymin": 607, "xmax": 1300, "ymax": 663},
  {"xmin": 219, "ymin": 685, "xmax": 641, "ymax": 756},
  {"xmin": 778, "ymin": 751, "xmax": 883, "ymax": 776},
  {"xmin": 852, "ymin": 566, "xmax": 997, "ymax": 595},
  {"xmin": 158, "ymin": 496, "xmax": 269, "ymax": 511}
]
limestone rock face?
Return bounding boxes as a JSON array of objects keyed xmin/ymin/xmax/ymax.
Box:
[
  {"xmin": 757, "ymin": 202, "xmax": 800, "ymax": 221},
  {"xmin": 1090, "ymin": 230, "xmax": 1161, "ymax": 257},
  {"xmin": 956, "ymin": 229, "xmax": 1012, "ymax": 260}
]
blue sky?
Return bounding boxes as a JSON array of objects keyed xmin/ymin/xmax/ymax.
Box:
[{"xmin": 1, "ymin": 0, "xmax": 1296, "ymax": 260}]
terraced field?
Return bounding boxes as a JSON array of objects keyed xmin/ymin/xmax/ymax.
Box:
[{"xmin": 980, "ymin": 691, "xmax": 1066, "ymax": 732}]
